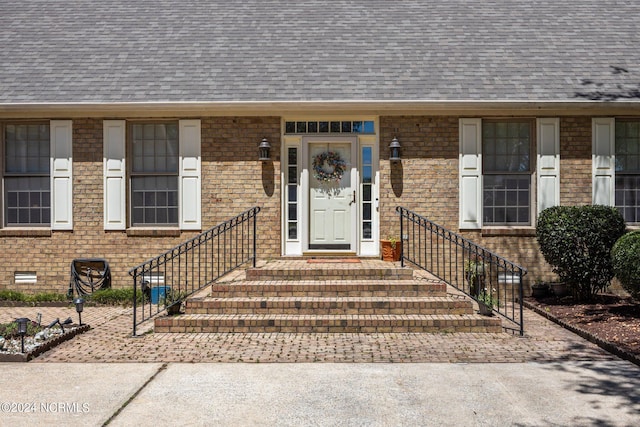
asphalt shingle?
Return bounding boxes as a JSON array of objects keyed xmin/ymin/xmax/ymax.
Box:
[{"xmin": 1, "ymin": 0, "xmax": 639, "ymax": 104}]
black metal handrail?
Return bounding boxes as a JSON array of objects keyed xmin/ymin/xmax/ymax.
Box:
[
  {"xmin": 396, "ymin": 206, "xmax": 527, "ymax": 335},
  {"xmin": 130, "ymin": 207, "xmax": 261, "ymax": 335}
]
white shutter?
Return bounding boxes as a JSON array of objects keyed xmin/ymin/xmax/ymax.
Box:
[
  {"xmin": 179, "ymin": 119, "xmax": 201, "ymax": 230},
  {"xmin": 537, "ymin": 118, "xmax": 560, "ymax": 212},
  {"xmin": 592, "ymin": 118, "xmax": 615, "ymax": 206},
  {"xmin": 103, "ymin": 120, "xmax": 126, "ymax": 230},
  {"xmin": 459, "ymin": 118, "xmax": 482, "ymax": 229},
  {"xmin": 50, "ymin": 120, "xmax": 73, "ymax": 230}
]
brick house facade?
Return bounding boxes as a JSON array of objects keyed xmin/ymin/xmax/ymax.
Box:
[
  {"xmin": 0, "ymin": 113, "xmax": 633, "ymax": 293},
  {"xmin": 1, "ymin": 2, "xmax": 639, "ymax": 294}
]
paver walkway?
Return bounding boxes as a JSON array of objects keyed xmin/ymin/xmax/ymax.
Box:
[{"xmin": 0, "ymin": 263, "xmax": 619, "ymax": 363}]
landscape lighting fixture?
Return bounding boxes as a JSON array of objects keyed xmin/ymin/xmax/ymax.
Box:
[
  {"xmin": 16, "ymin": 317, "xmax": 28, "ymax": 353},
  {"xmin": 74, "ymin": 297, "xmax": 85, "ymax": 325}
]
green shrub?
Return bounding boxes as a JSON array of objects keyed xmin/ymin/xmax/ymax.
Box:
[
  {"xmin": 0, "ymin": 319, "xmax": 42, "ymax": 338},
  {"xmin": 611, "ymin": 230, "xmax": 640, "ymax": 299},
  {"xmin": 0, "ymin": 290, "xmax": 26, "ymax": 301},
  {"xmin": 87, "ymin": 288, "xmax": 139, "ymax": 305},
  {"xmin": 26, "ymin": 292, "xmax": 68, "ymax": 302},
  {"xmin": 536, "ymin": 205, "xmax": 626, "ymax": 301}
]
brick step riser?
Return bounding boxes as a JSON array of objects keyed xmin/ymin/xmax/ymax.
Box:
[
  {"xmin": 209, "ymin": 290, "xmax": 446, "ymax": 298},
  {"xmin": 155, "ymin": 321, "xmax": 501, "ymax": 334},
  {"xmin": 245, "ymin": 270, "xmax": 414, "ymax": 282},
  {"xmin": 186, "ymin": 302, "xmax": 473, "ymax": 316},
  {"xmin": 211, "ymin": 283, "xmax": 447, "ymax": 297},
  {"xmin": 188, "ymin": 308, "xmax": 473, "ymax": 316}
]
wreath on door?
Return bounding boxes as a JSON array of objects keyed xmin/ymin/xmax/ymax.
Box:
[{"xmin": 313, "ymin": 151, "xmax": 346, "ymax": 182}]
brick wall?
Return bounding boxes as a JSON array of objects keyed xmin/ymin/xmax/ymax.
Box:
[
  {"xmin": 0, "ymin": 114, "xmax": 621, "ymax": 293},
  {"xmin": 378, "ymin": 115, "xmax": 597, "ymax": 286},
  {"xmin": 0, "ymin": 117, "xmax": 281, "ymax": 294}
]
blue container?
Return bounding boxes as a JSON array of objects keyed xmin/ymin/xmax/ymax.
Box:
[{"xmin": 150, "ymin": 286, "xmax": 171, "ymax": 304}]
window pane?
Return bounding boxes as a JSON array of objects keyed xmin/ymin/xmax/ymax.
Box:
[
  {"xmin": 288, "ymin": 167, "xmax": 298, "ymax": 184},
  {"xmin": 5, "ymin": 123, "xmax": 49, "ymax": 174},
  {"xmin": 132, "ymin": 123, "xmax": 179, "ymax": 173},
  {"xmin": 363, "ymin": 222, "xmax": 372, "ymax": 239},
  {"xmin": 288, "ymin": 222, "xmax": 297, "ymax": 239},
  {"xmin": 616, "ymin": 121, "xmax": 640, "ymax": 173},
  {"xmin": 483, "ymin": 121, "xmax": 531, "ymax": 173},
  {"xmin": 363, "ymin": 166, "xmax": 372, "ymax": 183},
  {"xmin": 131, "ymin": 176, "xmax": 178, "ymax": 226},
  {"xmin": 363, "ymin": 185, "xmax": 371, "ymax": 201},
  {"xmin": 288, "ymin": 185, "xmax": 297, "ymax": 202},
  {"xmin": 363, "ymin": 203, "xmax": 371, "ymax": 220},
  {"xmin": 483, "ymin": 174, "xmax": 530, "ymax": 225},
  {"xmin": 288, "ymin": 147, "xmax": 297, "ymax": 165},
  {"xmin": 4, "ymin": 176, "xmax": 50, "ymax": 226},
  {"xmin": 615, "ymin": 175, "xmax": 640, "ymax": 222},
  {"xmin": 363, "ymin": 121, "xmax": 375, "ymax": 133},
  {"xmin": 362, "ymin": 147, "xmax": 372, "ymax": 164},
  {"xmin": 285, "ymin": 122, "xmax": 295, "ymax": 133}
]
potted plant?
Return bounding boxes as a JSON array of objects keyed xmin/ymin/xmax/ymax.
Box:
[
  {"xmin": 549, "ymin": 282, "xmax": 569, "ymax": 298},
  {"xmin": 477, "ymin": 287, "xmax": 499, "ymax": 316},
  {"xmin": 381, "ymin": 236, "xmax": 401, "ymax": 262},
  {"xmin": 530, "ymin": 280, "xmax": 549, "ymax": 298},
  {"xmin": 164, "ymin": 290, "xmax": 187, "ymax": 315},
  {"xmin": 464, "ymin": 258, "xmax": 486, "ymax": 296}
]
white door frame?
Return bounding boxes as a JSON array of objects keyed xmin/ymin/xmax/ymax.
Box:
[
  {"xmin": 280, "ymin": 118, "xmax": 380, "ymax": 257},
  {"xmin": 302, "ymin": 136, "xmax": 358, "ymax": 252}
]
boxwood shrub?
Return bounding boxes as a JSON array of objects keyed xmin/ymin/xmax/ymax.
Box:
[
  {"xmin": 611, "ymin": 230, "xmax": 640, "ymax": 299},
  {"xmin": 536, "ymin": 205, "xmax": 626, "ymax": 301}
]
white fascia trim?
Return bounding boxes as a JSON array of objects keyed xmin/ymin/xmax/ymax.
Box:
[{"xmin": 1, "ymin": 100, "xmax": 640, "ymax": 120}]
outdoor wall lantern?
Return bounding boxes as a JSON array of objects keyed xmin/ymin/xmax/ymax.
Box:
[
  {"xmin": 258, "ymin": 137, "xmax": 271, "ymax": 162},
  {"xmin": 16, "ymin": 317, "xmax": 28, "ymax": 353},
  {"xmin": 74, "ymin": 298, "xmax": 85, "ymax": 325},
  {"xmin": 389, "ymin": 137, "xmax": 401, "ymax": 162}
]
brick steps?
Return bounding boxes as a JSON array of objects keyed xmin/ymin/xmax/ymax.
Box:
[
  {"xmin": 154, "ymin": 261, "xmax": 502, "ymax": 334},
  {"xmin": 211, "ymin": 280, "xmax": 447, "ymax": 297},
  {"xmin": 245, "ymin": 266, "xmax": 415, "ymax": 281},
  {"xmin": 187, "ymin": 296, "xmax": 473, "ymax": 315},
  {"xmin": 154, "ymin": 314, "xmax": 502, "ymax": 333}
]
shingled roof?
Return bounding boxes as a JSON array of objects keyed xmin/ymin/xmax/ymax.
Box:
[{"xmin": 1, "ymin": 0, "xmax": 639, "ymax": 107}]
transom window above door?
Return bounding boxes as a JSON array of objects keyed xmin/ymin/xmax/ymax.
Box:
[{"xmin": 285, "ymin": 120, "xmax": 375, "ymax": 134}]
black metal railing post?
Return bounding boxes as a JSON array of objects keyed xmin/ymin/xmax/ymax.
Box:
[
  {"xmin": 396, "ymin": 206, "xmax": 527, "ymax": 335},
  {"xmin": 400, "ymin": 212, "xmax": 405, "ymax": 267},
  {"xmin": 132, "ymin": 267, "xmax": 138, "ymax": 337},
  {"xmin": 130, "ymin": 206, "xmax": 261, "ymax": 335}
]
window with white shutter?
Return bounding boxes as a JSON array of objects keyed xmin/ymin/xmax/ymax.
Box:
[
  {"xmin": 2, "ymin": 120, "xmax": 73, "ymax": 229},
  {"xmin": 459, "ymin": 118, "xmax": 559, "ymax": 229},
  {"xmin": 103, "ymin": 119, "xmax": 201, "ymax": 230}
]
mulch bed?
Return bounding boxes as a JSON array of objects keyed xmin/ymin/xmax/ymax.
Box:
[{"xmin": 525, "ymin": 294, "xmax": 640, "ymax": 362}]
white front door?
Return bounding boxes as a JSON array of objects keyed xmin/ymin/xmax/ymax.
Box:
[{"xmin": 308, "ymin": 140, "xmax": 356, "ymax": 250}]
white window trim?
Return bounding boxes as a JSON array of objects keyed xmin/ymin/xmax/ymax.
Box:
[
  {"xmin": 103, "ymin": 119, "xmax": 201, "ymax": 231},
  {"xmin": 1, "ymin": 120, "xmax": 73, "ymax": 230},
  {"xmin": 459, "ymin": 118, "xmax": 559, "ymax": 229}
]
